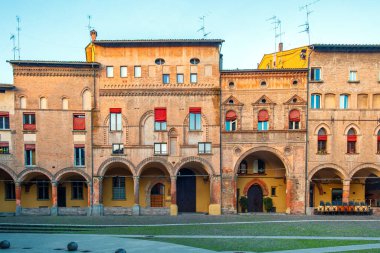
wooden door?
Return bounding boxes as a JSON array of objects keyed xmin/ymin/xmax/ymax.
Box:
[
  {"xmin": 177, "ymin": 168, "xmax": 196, "ymax": 212},
  {"xmin": 247, "ymin": 184, "xmax": 263, "ymax": 212}
]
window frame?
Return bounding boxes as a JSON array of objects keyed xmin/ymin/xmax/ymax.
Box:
[
  {"xmin": 71, "ymin": 182, "xmax": 84, "ymax": 200},
  {"xmin": 289, "ymin": 121, "xmax": 300, "ymax": 130},
  {"xmin": 112, "ymin": 143, "xmax": 124, "ymax": 155},
  {"xmin": 5, "ymin": 181, "xmax": 15, "ymax": 200},
  {"xmin": 225, "ymin": 120, "xmax": 237, "ymax": 132},
  {"xmin": 258, "ymin": 121, "xmax": 269, "ymax": 131},
  {"xmin": 110, "ymin": 111, "xmax": 122, "ymax": 131},
  {"xmin": 189, "ymin": 112, "xmax": 202, "ymax": 131},
  {"xmin": 190, "ymin": 73, "xmax": 198, "ymax": 83},
  {"xmin": 134, "ymin": 66, "xmax": 142, "ymax": 78},
  {"xmin": 310, "ymin": 67, "xmax": 321, "ymax": 81},
  {"xmin": 340, "ymin": 94, "xmax": 349, "ymax": 109},
  {"xmin": 120, "ymin": 66, "xmax": 128, "ymax": 78},
  {"xmin": 24, "ymin": 146, "xmax": 36, "ymax": 166},
  {"xmin": 198, "ymin": 142, "xmax": 212, "ymax": 154},
  {"xmin": 74, "ymin": 146, "xmax": 85, "ymax": 167},
  {"xmin": 112, "ymin": 176, "xmax": 126, "ymax": 200},
  {"xmin": 162, "ymin": 74, "xmax": 170, "ymax": 84},
  {"xmin": 0, "ymin": 113, "xmax": 10, "ymax": 130},
  {"xmin": 37, "ymin": 181, "xmax": 49, "ymax": 200},
  {"xmin": 23, "ymin": 113, "xmax": 36, "ymax": 130},
  {"xmin": 154, "ymin": 142, "xmax": 168, "ymax": 155},
  {"xmin": 0, "ymin": 142, "xmax": 10, "ymax": 154},
  {"xmin": 106, "ymin": 66, "xmax": 114, "ymax": 78},
  {"xmin": 311, "ymin": 94, "xmax": 321, "ymax": 109},
  {"xmin": 73, "ymin": 114, "xmax": 86, "ymax": 131},
  {"xmin": 349, "ymin": 70, "xmax": 358, "ymax": 82},
  {"xmin": 176, "ymin": 73, "xmax": 184, "ymax": 84}
]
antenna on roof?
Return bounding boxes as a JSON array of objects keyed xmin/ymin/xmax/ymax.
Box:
[
  {"xmin": 10, "ymin": 34, "xmax": 16, "ymax": 60},
  {"xmin": 267, "ymin": 16, "xmax": 284, "ymax": 52},
  {"xmin": 197, "ymin": 16, "xmax": 211, "ymax": 39},
  {"xmin": 299, "ymin": 0, "xmax": 320, "ymax": 45},
  {"xmin": 86, "ymin": 15, "xmax": 94, "ymax": 31},
  {"xmin": 16, "ymin": 16, "xmax": 21, "ymax": 60}
]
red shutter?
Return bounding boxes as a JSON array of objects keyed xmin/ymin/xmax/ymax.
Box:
[
  {"xmin": 347, "ymin": 135, "xmax": 357, "ymax": 142},
  {"xmin": 0, "ymin": 142, "xmax": 9, "ymax": 147},
  {"xmin": 318, "ymin": 135, "xmax": 327, "ymax": 141},
  {"xmin": 378, "ymin": 136, "xmax": 380, "ymax": 141},
  {"xmin": 110, "ymin": 108, "xmax": 122, "ymax": 113},
  {"xmin": 258, "ymin": 110, "xmax": 269, "ymax": 121},
  {"xmin": 74, "ymin": 144, "xmax": 85, "ymax": 148},
  {"xmin": 23, "ymin": 124, "xmax": 36, "ymax": 131},
  {"xmin": 225, "ymin": 110, "xmax": 237, "ymax": 121},
  {"xmin": 73, "ymin": 114, "xmax": 85, "ymax": 130},
  {"xmin": 25, "ymin": 144, "xmax": 35, "ymax": 150},
  {"xmin": 0, "ymin": 112, "xmax": 9, "ymax": 116},
  {"xmin": 189, "ymin": 107, "xmax": 201, "ymax": 114},
  {"xmin": 289, "ymin": 110, "xmax": 300, "ymax": 122},
  {"xmin": 155, "ymin": 108, "xmax": 167, "ymax": 122}
]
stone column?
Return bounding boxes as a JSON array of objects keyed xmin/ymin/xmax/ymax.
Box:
[
  {"xmin": 342, "ymin": 179, "xmax": 351, "ymax": 204},
  {"xmin": 87, "ymin": 181, "xmax": 92, "ymax": 216},
  {"xmin": 15, "ymin": 182, "xmax": 22, "ymax": 216},
  {"xmin": 51, "ymin": 181, "xmax": 58, "ymax": 216},
  {"xmin": 132, "ymin": 176, "xmax": 140, "ymax": 215},
  {"xmin": 170, "ymin": 176, "xmax": 178, "ymax": 216},
  {"xmin": 91, "ymin": 177, "xmax": 103, "ymax": 216},
  {"xmin": 209, "ymin": 175, "xmax": 221, "ymax": 215}
]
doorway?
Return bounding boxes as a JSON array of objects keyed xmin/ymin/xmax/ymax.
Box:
[
  {"xmin": 57, "ymin": 186, "xmax": 66, "ymax": 207},
  {"xmin": 247, "ymin": 184, "xmax": 263, "ymax": 212},
  {"xmin": 177, "ymin": 168, "xmax": 196, "ymax": 212}
]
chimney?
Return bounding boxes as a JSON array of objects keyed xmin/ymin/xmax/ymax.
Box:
[
  {"xmin": 90, "ymin": 29, "xmax": 97, "ymax": 42},
  {"xmin": 278, "ymin": 42, "xmax": 283, "ymax": 52}
]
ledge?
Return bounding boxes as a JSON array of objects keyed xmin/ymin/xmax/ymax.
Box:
[
  {"xmin": 348, "ymin": 80, "xmax": 360, "ymax": 83},
  {"xmin": 309, "ymin": 80, "xmax": 324, "ymax": 83}
]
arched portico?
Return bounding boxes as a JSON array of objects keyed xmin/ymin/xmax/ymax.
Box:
[
  {"xmin": 349, "ymin": 165, "xmax": 380, "ymax": 207},
  {"xmin": 0, "ymin": 166, "xmax": 16, "ymax": 214}
]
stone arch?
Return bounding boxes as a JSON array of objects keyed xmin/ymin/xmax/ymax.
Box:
[
  {"xmin": 139, "ymin": 110, "xmax": 154, "ymax": 145},
  {"xmin": 0, "ymin": 163, "xmax": 17, "ymax": 182},
  {"xmin": 349, "ymin": 163, "xmax": 380, "ymax": 179},
  {"xmin": 169, "ymin": 127, "xmax": 178, "ymax": 137},
  {"xmin": 234, "ymin": 146, "xmax": 291, "ymax": 177},
  {"xmin": 17, "ymin": 167, "xmax": 53, "ymax": 183},
  {"xmin": 344, "ymin": 123, "xmax": 361, "ymax": 136},
  {"xmin": 53, "ymin": 167, "xmax": 91, "ymax": 183},
  {"xmin": 182, "ymin": 112, "xmax": 210, "ymax": 143},
  {"xmin": 308, "ymin": 163, "xmax": 348, "ymax": 181},
  {"xmin": 136, "ymin": 157, "xmax": 174, "ymax": 176},
  {"xmin": 173, "ymin": 156, "xmax": 215, "ymax": 176},
  {"xmin": 314, "ymin": 123, "xmax": 332, "ymax": 135},
  {"xmin": 97, "ymin": 157, "xmax": 136, "ymax": 177},
  {"xmin": 144, "ymin": 178, "xmax": 170, "ymax": 207},
  {"xmin": 243, "ymin": 179, "xmax": 269, "ymax": 196}
]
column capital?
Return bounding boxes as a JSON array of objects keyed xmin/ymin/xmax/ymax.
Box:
[
  {"xmin": 15, "ymin": 182, "xmax": 21, "ymax": 187},
  {"xmin": 133, "ymin": 176, "xmax": 140, "ymax": 181},
  {"xmin": 170, "ymin": 176, "xmax": 177, "ymax": 181},
  {"xmin": 51, "ymin": 181, "xmax": 58, "ymax": 186}
]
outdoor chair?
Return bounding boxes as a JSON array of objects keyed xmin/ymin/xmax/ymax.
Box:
[
  {"xmin": 342, "ymin": 202, "xmax": 348, "ymax": 215},
  {"xmin": 348, "ymin": 201, "xmax": 355, "ymax": 215},
  {"xmin": 316, "ymin": 201, "xmax": 325, "ymax": 215},
  {"xmin": 325, "ymin": 202, "xmax": 332, "ymax": 215}
]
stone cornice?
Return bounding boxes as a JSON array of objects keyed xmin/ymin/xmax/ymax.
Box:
[
  {"xmin": 99, "ymin": 88, "xmax": 220, "ymax": 96},
  {"xmin": 13, "ymin": 68, "xmax": 99, "ymax": 77}
]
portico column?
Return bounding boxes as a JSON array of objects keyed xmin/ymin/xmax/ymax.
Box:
[
  {"xmin": 170, "ymin": 176, "xmax": 178, "ymax": 216},
  {"xmin": 286, "ymin": 178, "xmax": 293, "ymax": 214},
  {"xmin": 51, "ymin": 181, "xmax": 58, "ymax": 216},
  {"xmin": 342, "ymin": 179, "xmax": 351, "ymax": 204},
  {"xmin": 92, "ymin": 176, "xmax": 103, "ymax": 216},
  {"xmin": 15, "ymin": 182, "xmax": 22, "ymax": 216},
  {"xmin": 132, "ymin": 176, "xmax": 140, "ymax": 215},
  {"xmin": 209, "ymin": 175, "xmax": 221, "ymax": 215}
]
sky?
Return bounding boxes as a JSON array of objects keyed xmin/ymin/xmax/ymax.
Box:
[{"xmin": 1, "ymin": 0, "xmax": 380, "ymax": 84}]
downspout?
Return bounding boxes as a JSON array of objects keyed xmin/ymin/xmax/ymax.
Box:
[
  {"xmin": 219, "ymin": 44, "xmax": 223, "ymax": 215},
  {"xmin": 90, "ymin": 49, "xmax": 97, "ymax": 215}
]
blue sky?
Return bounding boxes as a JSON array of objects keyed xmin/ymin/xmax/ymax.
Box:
[{"xmin": 1, "ymin": 0, "xmax": 379, "ymax": 83}]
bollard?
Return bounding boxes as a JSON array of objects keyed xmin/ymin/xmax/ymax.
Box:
[
  {"xmin": 0, "ymin": 240, "xmax": 10, "ymax": 249},
  {"xmin": 115, "ymin": 249, "xmax": 127, "ymax": 253},
  {"xmin": 67, "ymin": 242, "xmax": 78, "ymax": 251}
]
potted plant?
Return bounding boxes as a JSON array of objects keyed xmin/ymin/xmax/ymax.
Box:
[
  {"xmin": 239, "ymin": 196, "xmax": 248, "ymax": 213},
  {"xmin": 263, "ymin": 197, "xmax": 274, "ymax": 213}
]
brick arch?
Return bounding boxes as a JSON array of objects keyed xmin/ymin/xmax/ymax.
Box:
[
  {"xmin": 102, "ymin": 113, "xmax": 129, "ymax": 145},
  {"xmin": 349, "ymin": 163, "xmax": 380, "ymax": 179},
  {"xmin": 314, "ymin": 123, "xmax": 332, "ymax": 135},
  {"xmin": 53, "ymin": 167, "xmax": 91, "ymax": 183},
  {"xmin": 139, "ymin": 110, "xmax": 154, "ymax": 145},
  {"xmin": 234, "ymin": 146, "xmax": 291, "ymax": 177},
  {"xmin": 0, "ymin": 163, "xmax": 17, "ymax": 182},
  {"xmin": 97, "ymin": 157, "xmax": 136, "ymax": 177},
  {"xmin": 173, "ymin": 156, "xmax": 215, "ymax": 176},
  {"xmin": 243, "ymin": 179, "xmax": 269, "ymax": 196},
  {"xmin": 344, "ymin": 123, "xmax": 361, "ymax": 136},
  {"xmin": 182, "ymin": 112, "xmax": 210, "ymax": 143},
  {"xmin": 308, "ymin": 163, "xmax": 348, "ymax": 181},
  {"xmin": 17, "ymin": 167, "xmax": 53, "ymax": 183},
  {"xmin": 144, "ymin": 178, "xmax": 170, "ymax": 207},
  {"xmin": 136, "ymin": 157, "xmax": 174, "ymax": 176}
]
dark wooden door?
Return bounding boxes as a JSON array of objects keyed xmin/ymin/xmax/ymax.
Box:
[
  {"xmin": 248, "ymin": 184, "xmax": 263, "ymax": 212},
  {"xmin": 58, "ymin": 186, "xmax": 66, "ymax": 207},
  {"xmin": 177, "ymin": 168, "xmax": 196, "ymax": 212}
]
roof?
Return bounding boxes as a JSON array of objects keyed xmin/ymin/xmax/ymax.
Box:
[
  {"xmin": 7, "ymin": 60, "xmax": 100, "ymax": 68},
  {"xmin": 91, "ymin": 39, "xmax": 224, "ymax": 47},
  {"xmin": 312, "ymin": 44, "xmax": 380, "ymax": 52},
  {"xmin": 221, "ymin": 68, "xmax": 308, "ymax": 73},
  {"xmin": 0, "ymin": 84, "xmax": 15, "ymax": 90}
]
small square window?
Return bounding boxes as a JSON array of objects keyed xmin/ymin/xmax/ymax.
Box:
[
  {"xmin": 0, "ymin": 112, "xmax": 9, "ymax": 130},
  {"xmin": 112, "ymin": 144, "xmax": 124, "ymax": 154},
  {"xmin": 177, "ymin": 74, "xmax": 184, "ymax": 84},
  {"xmin": 349, "ymin": 71, "xmax": 357, "ymax": 81},
  {"xmin": 0, "ymin": 142, "xmax": 9, "ymax": 154},
  {"xmin": 198, "ymin": 142, "xmax": 212, "ymax": 154},
  {"xmin": 163, "ymin": 74, "xmax": 170, "ymax": 84},
  {"xmin": 106, "ymin": 66, "xmax": 114, "ymax": 78},
  {"xmin": 271, "ymin": 187, "xmax": 276, "ymax": 196},
  {"xmin": 120, "ymin": 66, "xmax": 128, "ymax": 78},
  {"xmin": 134, "ymin": 66, "xmax": 141, "ymax": 78},
  {"xmin": 190, "ymin": 73, "xmax": 197, "ymax": 83},
  {"xmin": 154, "ymin": 143, "xmax": 167, "ymax": 155},
  {"xmin": 154, "ymin": 122, "xmax": 167, "ymax": 131},
  {"xmin": 310, "ymin": 67, "xmax": 321, "ymax": 81}
]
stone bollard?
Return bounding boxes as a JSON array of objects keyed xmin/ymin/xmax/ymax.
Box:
[
  {"xmin": 0, "ymin": 240, "xmax": 10, "ymax": 249},
  {"xmin": 115, "ymin": 249, "xmax": 127, "ymax": 253},
  {"xmin": 67, "ymin": 242, "xmax": 78, "ymax": 251}
]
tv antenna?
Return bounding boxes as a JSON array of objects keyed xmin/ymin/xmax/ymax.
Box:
[
  {"xmin": 267, "ymin": 16, "xmax": 284, "ymax": 53},
  {"xmin": 16, "ymin": 16, "xmax": 21, "ymax": 60},
  {"xmin": 10, "ymin": 34, "xmax": 16, "ymax": 60},
  {"xmin": 197, "ymin": 16, "xmax": 211, "ymax": 39},
  {"xmin": 299, "ymin": 0, "xmax": 320, "ymax": 45},
  {"xmin": 86, "ymin": 15, "xmax": 94, "ymax": 31}
]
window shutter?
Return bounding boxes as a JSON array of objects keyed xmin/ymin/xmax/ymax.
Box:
[
  {"xmin": 25, "ymin": 144, "xmax": 35, "ymax": 150},
  {"xmin": 289, "ymin": 110, "xmax": 300, "ymax": 122},
  {"xmin": 73, "ymin": 114, "xmax": 85, "ymax": 130},
  {"xmin": 225, "ymin": 110, "xmax": 237, "ymax": 121},
  {"xmin": 318, "ymin": 135, "xmax": 327, "ymax": 141},
  {"xmin": 0, "ymin": 112, "xmax": 9, "ymax": 116},
  {"xmin": 155, "ymin": 108, "xmax": 167, "ymax": 122},
  {"xmin": 258, "ymin": 110, "xmax": 269, "ymax": 121},
  {"xmin": 347, "ymin": 135, "xmax": 357, "ymax": 142},
  {"xmin": 0, "ymin": 142, "xmax": 8, "ymax": 147},
  {"xmin": 74, "ymin": 144, "xmax": 85, "ymax": 148},
  {"xmin": 377, "ymin": 135, "xmax": 380, "ymax": 141},
  {"xmin": 189, "ymin": 107, "xmax": 201, "ymax": 114},
  {"xmin": 110, "ymin": 108, "xmax": 122, "ymax": 113}
]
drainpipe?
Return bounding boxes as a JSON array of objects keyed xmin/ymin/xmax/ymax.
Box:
[
  {"xmin": 90, "ymin": 63, "xmax": 96, "ymax": 215},
  {"xmin": 219, "ymin": 44, "xmax": 223, "ymax": 215}
]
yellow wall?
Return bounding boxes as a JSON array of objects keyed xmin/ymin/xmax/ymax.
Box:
[
  {"xmin": 103, "ymin": 177, "xmax": 134, "ymax": 207},
  {"xmin": 61, "ymin": 182, "xmax": 88, "ymax": 208},
  {"xmin": 21, "ymin": 184, "xmax": 52, "ymax": 208},
  {"xmin": 258, "ymin": 46, "xmax": 310, "ymax": 69},
  {"xmin": 196, "ymin": 176, "xmax": 210, "ymax": 213},
  {"xmin": 313, "ymin": 183, "xmax": 365, "ymax": 205},
  {"xmin": 0, "ymin": 181, "xmax": 16, "ymax": 212}
]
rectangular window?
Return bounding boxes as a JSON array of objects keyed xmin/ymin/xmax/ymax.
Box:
[
  {"xmin": 24, "ymin": 144, "xmax": 36, "ymax": 166},
  {"xmin": 120, "ymin": 66, "xmax": 128, "ymax": 78},
  {"xmin": 189, "ymin": 108, "xmax": 201, "ymax": 131},
  {"xmin": 271, "ymin": 187, "xmax": 276, "ymax": 197},
  {"xmin": 73, "ymin": 114, "xmax": 85, "ymax": 130},
  {"xmin": 318, "ymin": 140, "xmax": 327, "ymax": 153},
  {"xmin": 71, "ymin": 182, "xmax": 83, "ymax": 200},
  {"xmin": 190, "ymin": 73, "xmax": 198, "ymax": 83},
  {"xmin": 289, "ymin": 121, "xmax": 300, "ymax": 130},
  {"xmin": 310, "ymin": 67, "xmax": 321, "ymax": 81},
  {"xmin": 23, "ymin": 113, "xmax": 36, "ymax": 130},
  {"xmin": 134, "ymin": 66, "xmax": 141, "ymax": 77},
  {"xmin": 349, "ymin": 70, "xmax": 357, "ymax": 81},
  {"xmin": 74, "ymin": 146, "xmax": 85, "ymax": 167},
  {"xmin": 347, "ymin": 141, "xmax": 356, "ymax": 154},
  {"xmin": 37, "ymin": 181, "xmax": 49, "ymax": 200},
  {"xmin": 198, "ymin": 142, "xmax": 212, "ymax": 154},
  {"xmin": 258, "ymin": 121, "xmax": 268, "ymax": 131},
  {"xmin": 112, "ymin": 143, "xmax": 124, "ymax": 154},
  {"xmin": 112, "ymin": 177, "xmax": 126, "ymax": 200},
  {"xmin": 225, "ymin": 120, "xmax": 237, "ymax": 131},
  {"xmin": 331, "ymin": 188, "xmax": 343, "ymax": 202},
  {"xmin": 106, "ymin": 66, "xmax": 114, "ymax": 78},
  {"xmin": 340, "ymin": 95, "xmax": 349, "ymax": 109},
  {"xmin": 5, "ymin": 181, "xmax": 15, "ymax": 200},
  {"xmin": 0, "ymin": 112, "xmax": 10, "ymax": 129},
  {"xmin": 0, "ymin": 142, "xmax": 9, "ymax": 154},
  {"xmin": 311, "ymin": 94, "xmax": 321, "ymax": 109},
  {"xmin": 176, "ymin": 74, "xmax": 184, "ymax": 84},
  {"xmin": 110, "ymin": 108, "xmax": 122, "ymax": 131},
  {"xmin": 154, "ymin": 143, "xmax": 167, "ymax": 155},
  {"xmin": 163, "ymin": 74, "xmax": 170, "ymax": 84},
  {"xmin": 253, "ymin": 160, "xmax": 265, "ymax": 174},
  {"xmin": 154, "ymin": 108, "xmax": 167, "ymax": 131}
]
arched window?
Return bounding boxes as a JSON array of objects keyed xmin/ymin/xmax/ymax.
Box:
[
  {"xmin": 377, "ymin": 130, "xmax": 380, "ymax": 154},
  {"xmin": 347, "ymin": 128, "xmax": 357, "ymax": 154},
  {"xmin": 289, "ymin": 109, "xmax": 300, "ymax": 130},
  {"xmin": 258, "ymin": 110, "xmax": 269, "ymax": 131},
  {"xmin": 225, "ymin": 110, "xmax": 237, "ymax": 131},
  {"xmin": 62, "ymin": 98, "xmax": 69, "ymax": 110},
  {"xmin": 40, "ymin": 97, "xmax": 47, "ymax": 109},
  {"xmin": 82, "ymin": 90, "xmax": 92, "ymax": 110},
  {"xmin": 317, "ymin": 128, "xmax": 327, "ymax": 154},
  {"xmin": 20, "ymin": 96, "xmax": 26, "ymax": 109},
  {"xmin": 238, "ymin": 160, "xmax": 247, "ymax": 174},
  {"xmin": 151, "ymin": 183, "xmax": 164, "ymax": 207}
]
